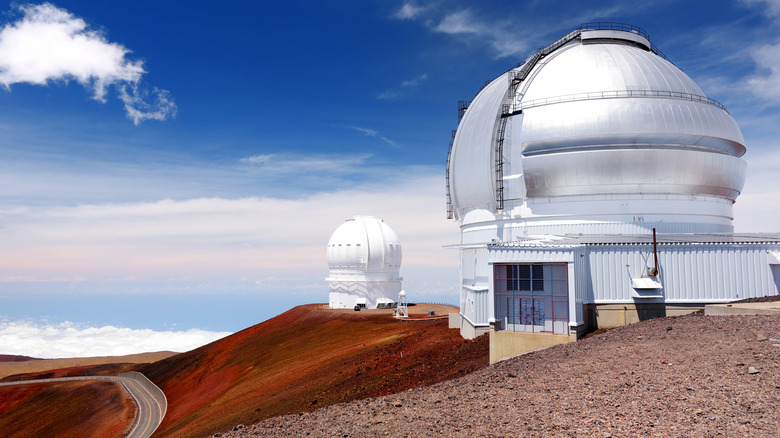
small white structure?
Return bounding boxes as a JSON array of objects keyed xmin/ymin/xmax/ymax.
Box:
[
  {"xmin": 396, "ymin": 290, "xmax": 408, "ymax": 318},
  {"xmin": 326, "ymin": 216, "xmax": 403, "ymax": 309}
]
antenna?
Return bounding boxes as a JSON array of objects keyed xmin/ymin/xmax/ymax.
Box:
[{"xmin": 649, "ymin": 228, "xmax": 659, "ymax": 277}]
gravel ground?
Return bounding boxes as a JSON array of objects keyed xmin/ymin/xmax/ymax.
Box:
[{"xmin": 216, "ymin": 312, "xmax": 780, "ymax": 437}]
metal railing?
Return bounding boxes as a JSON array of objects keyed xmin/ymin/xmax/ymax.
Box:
[
  {"xmin": 578, "ymin": 22, "xmax": 668, "ymax": 60},
  {"xmin": 457, "ymin": 100, "xmax": 470, "ymax": 124},
  {"xmin": 578, "ymin": 22, "xmax": 649, "ymax": 39},
  {"xmin": 502, "ymin": 89, "xmax": 727, "ymax": 115}
]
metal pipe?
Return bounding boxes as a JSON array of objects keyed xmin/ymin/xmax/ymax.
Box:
[{"xmin": 650, "ymin": 228, "xmax": 659, "ymax": 277}]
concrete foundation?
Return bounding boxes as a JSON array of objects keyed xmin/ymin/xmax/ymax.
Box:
[
  {"xmin": 454, "ymin": 302, "xmax": 759, "ymax": 362},
  {"xmin": 588, "ymin": 303, "xmax": 705, "ymax": 329},
  {"xmin": 449, "ymin": 313, "xmax": 489, "ymax": 340},
  {"xmin": 705, "ymin": 302, "xmax": 780, "ymax": 316},
  {"xmin": 489, "ymin": 322, "xmax": 576, "ymax": 363}
]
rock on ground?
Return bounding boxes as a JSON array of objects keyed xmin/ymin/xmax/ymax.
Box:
[{"xmin": 217, "ymin": 312, "xmax": 780, "ymax": 437}]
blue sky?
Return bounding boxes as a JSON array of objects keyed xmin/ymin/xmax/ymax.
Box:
[{"xmin": 1, "ymin": 0, "xmax": 780, "ymax": 357}]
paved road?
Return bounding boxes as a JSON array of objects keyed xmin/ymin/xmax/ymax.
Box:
[{"xmin": 0, "ymin": 374, "xmax": 165, "ymax": 438}]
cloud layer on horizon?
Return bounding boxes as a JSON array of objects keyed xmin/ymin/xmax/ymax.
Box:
[
  {"xmin": 0, "ymin": 320, "xmax": 231, "ymax": 358},
  {"xmin": 0, "ymin": 169, "xmax": 459, "ymax": 281},
  {"xmin": 0, "ymin": 3, "xmax": 175, "ymax": 124}
]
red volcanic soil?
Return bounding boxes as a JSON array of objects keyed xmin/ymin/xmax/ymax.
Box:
[
  {"xmin": 0, "ymin": 355, "xmax": 38, "ymax": 362},
  {"xmin": 140, "ymin": 304, "xmax": 488, "ymax": 438},
  {"xmin": 0, "ymin": 380, "xmax": 134, "ymax": 438},
  {"xmin": 1, "ymin": 363, "xmax": 139, "ymax": 382},
  {"xmin": 0, "ymin": 351, "xmax": 176, "ymax": 380}
]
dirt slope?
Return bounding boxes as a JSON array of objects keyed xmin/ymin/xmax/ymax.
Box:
[
  {"xmin": 0, "ymin": 355, "xmax": 38, "ymax": 363},
  {"xmin": 140, "ymin": 304, "xmax": 488, "ymax": 438},
  {"xmin": 0, "ymin": 380, "xmax": 134, "ymax": 438},
  {"xmin": 219, "ymin": 311, "xmax": 780, "ymax": 438},
  {"xmin": 0, "ymin": 351, "xmax": 176, "ymax": 380}
]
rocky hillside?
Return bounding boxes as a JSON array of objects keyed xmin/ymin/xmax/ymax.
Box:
[
  {"xmin": 217, "ymin": 311, "xmax": 780, "ymax": 437},
  {"xmin": 139, "ymin": 304, "xmax": 488, "ymax": 438}
]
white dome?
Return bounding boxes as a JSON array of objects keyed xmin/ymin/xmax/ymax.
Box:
[
  {"xmin": 326, "ymin": 216, "xmax": 402, "ymax": 276},
  {"xmin": 447, "ymin": 25, "xmax": 747, "ymax": 234},
  {"xmin": 326, "ymin": 216, "xmax": 403, "ymax": 310}
]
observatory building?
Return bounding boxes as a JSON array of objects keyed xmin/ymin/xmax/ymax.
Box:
[
  {"xmin": 445, "ymin": 23, "xmax": 780, "ymax": 361},
  {"xmin": 326, "ymin": 216, "xmax": 403, "ymax": 309}
]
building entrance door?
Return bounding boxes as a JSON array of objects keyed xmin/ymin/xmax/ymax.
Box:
[{"xmin": 495, "ymin": 263, "xmax": 568, "ymax": 334}]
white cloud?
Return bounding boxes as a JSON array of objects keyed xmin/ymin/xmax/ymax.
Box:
[
  {"xmin": 0, "ymin": 3, "xmax": 175, "ymax": 124},
  {"xmin": 401, "ymin": 73, "xmax": 428, "ymax": 88},
  {"xmin": 378, "ymin": 73, "xmax": 429, "ymax": 100},
  {"xmin": 741, "ymin": 0, "xmax": 780, "ymax": 17},
  {"xmin": 747, "ymin": 42, "xmax": 780, "ymax": 103},
  {"xmin": 0, "ymin": 173, "xmax": 459, "ymax": 278},
  {"xmin": 239, "ymin": 152, "xmax": 374, "ymax": 173},
  {"xmin": 434, "ymin": 9, "xmax": 482, "ymax": 34},
  {"xmin": 432, "ymin": 9, "xmax": 529, "ymax": 58},
  {"xmin": 393, "ymin": 2, "xmax": 426, "ymax": 20},
  {"xmin": 0, "ymin": 320, "xmax": 231, "ymax": 358},
  {"xmin": 733, "ymin": 148, "xmax": 780, "ymax": 231},
  {"xmin": 240, "ymin": 154, "xmax": 274, "ymax": 165},
  {"xmin": 738, "ymin": 1, "xmax": 780, "ymax": 104},
  {"xmin": 119, "ymin": 84, "xmax": 178, "ymax": 125},
  {"xmin": 350, "ymin": 126, "xmax": 397, "ymax": 146},
  {"xmin": 396, "ymin": 3, "xmax": 634, "ymax": 60}
]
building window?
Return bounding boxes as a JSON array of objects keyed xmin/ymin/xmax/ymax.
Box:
[
  {"xmin": 506, "ymin": 265, "xmax": 544, "ymax": 291},
  {"xmin": 494, "ymin": 263, "xmax": 568, "ymax": 335}
]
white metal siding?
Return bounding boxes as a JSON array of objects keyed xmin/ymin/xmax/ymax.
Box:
[
  {"xmin": 772, "ymin": 265, "xmax": 780, "ymax": 293},
  {"xmin": 586, "ymin": 244, "xmax": 780, "ymax": 302},
  {"xmin": 460, "ymin": 247, "xmax": 491, "ymax": 326}
]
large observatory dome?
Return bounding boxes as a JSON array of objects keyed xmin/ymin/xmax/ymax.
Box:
[
  {"xmin": 447, "ymin": 24, "xmax": 747, "ymax": 236},
  {"xmin": 445, "ymin": 24, "xmax": 780, "ymax": 359},
  {"xmin": 326, "ymin": 216, "xmax": 402, "ymax": 309}
]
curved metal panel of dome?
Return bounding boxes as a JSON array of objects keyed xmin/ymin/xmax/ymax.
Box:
[
  {"xmin": 448, "ymin": 72, "xmax": 509, "ymax": 220},
  {"xmin": 522, "ymin": 148, "xmax": 747, "ymax": 198},
  {"xmin": 447, "ymin": 24, "xmax": 748, "ymax": 226},
  {"xmin": 326, "ymin": 216, "xmax": 402, "ymax": 278}
]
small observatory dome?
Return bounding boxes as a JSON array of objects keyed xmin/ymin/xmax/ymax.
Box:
[{"xmin": 326, "ymin": 216, "xmax": 403, "ymax": 309}]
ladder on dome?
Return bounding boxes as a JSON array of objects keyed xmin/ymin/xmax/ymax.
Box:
[
  {"xmin": 449, "ymin": 23, "xmax": 670, "ymax": 215},
  {"xmin": 445, "ymin": 129, "xmax": 456, "ymax": 219},
  {"xmin": 492, "ymin": 28, "xmax": 582, "ymax": 211}
]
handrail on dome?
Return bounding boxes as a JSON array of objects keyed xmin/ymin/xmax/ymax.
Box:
[
  {"xmin": 578, "ymin": 22, "xmax": 669, "ymax": 60},
  {"xmin": 579, "ymin": 22, "xmax": 650, "ymax": 39},
  {"xmin": 512, "ymin": 22, "xmax": 668, "ymax": 79},
  {"xmin": 457, "ymin": 100, "xmax": 470, "ymax": 124},
  {"xmin": 502, "ymin": 89, "xmax": 728, "ymax": 116}
]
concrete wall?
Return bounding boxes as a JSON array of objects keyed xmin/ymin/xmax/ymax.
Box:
[
  {"xmin": 590, "ymin": 303, "xmax": 704, "ymax": 329},
  {"xmin": 487, "ymin": 303, "xmax": 703, "ymax": 362},
  {"xmin": 489, "ymin": 324, "xmax": 576, "ymax": 363},
  {"xmin": 449, "ymin": 312, "xmax": 489, "ymax": 340}
]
